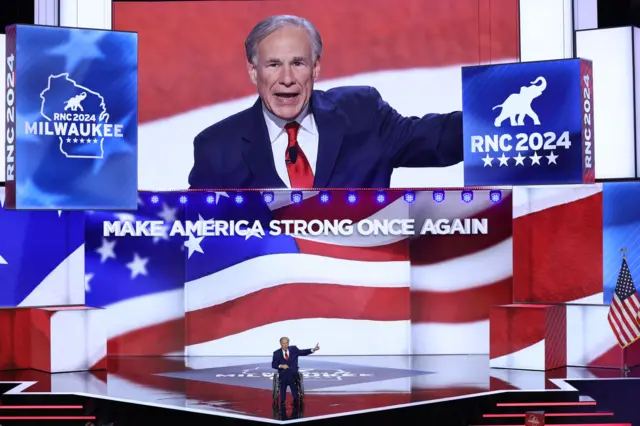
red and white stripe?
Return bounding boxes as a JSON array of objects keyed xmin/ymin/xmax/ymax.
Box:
[
  {"xmin": 184, "ymin": 192, "xmax": 412, "ymax": 356},
  {"xmin": 184, "ymin": 189, "xmax": 513, "ymax": 356},
  {"xmin": 496, "ymin": 185, "xmax": 626, "ymax": 369},
  {"xmin": 512, "ymin": 185, "xmax": 604, "ymax": 304},
  {"xmin": 411, "ymin": 190, "xmax": 513, "ymax": 354}
]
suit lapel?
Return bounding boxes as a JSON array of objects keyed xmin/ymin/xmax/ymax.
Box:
[
  {"xmin": 311, "ymin": 91, "xmax": 346, "ymax": 188},
  {"xmin": 241, "ymin": 99, "xmax": 286, "ymax": 188}
]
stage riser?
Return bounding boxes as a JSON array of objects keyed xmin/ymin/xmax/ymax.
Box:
[
  {"xmin": 490, "ymin": 404, "xmax": 601, "ymax": 414},
  {"xmin": 479, "ymin": 415, "xmax": 619, "ymax": 425}
]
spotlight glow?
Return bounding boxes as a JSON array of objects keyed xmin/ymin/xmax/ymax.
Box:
[
  {"xmin": 150, "ymin": 195, "xmax": 159, "ymax": 204},
  {"xmin": 234, "ymin": 194, "xmax": 244, "ymax": 204},
  {"xmin": 404, "ymin": 191, "xmax": 415, "ymax": 203},
  {"xmin": 206, "ymin": 195, "xmax": 215, "ymax": 204},
  {"xmin": 375, "ymin": 192, "xmax": 386, "ymax": 203},
  {"xmin": 263, "ymin": 192, "xmax": 274, "ymax": 203},
  {"xmin": 433, "ymin": 190, "xmax": 445, "ymax": 203},
  {"xmin": 291, "ymin": 191, "xmax": 303, "ymax": 203},
  {"xmin": 347, "ymin": 192, "xmax": 357, "ymax": 203},
  {"xmin": 319, "ymin": 192, "xmax": 330, "ymax": 203},
  {"xmin": 179, "ymin": 195, "xmax": 187, "ymax": 204},
  {"xmin": 490, "ymin": 190, "xmax": 502, "ymax": 203},
  {"xmin": 461, "ymin": 190, "xmax": 473, "ymax": 203}
]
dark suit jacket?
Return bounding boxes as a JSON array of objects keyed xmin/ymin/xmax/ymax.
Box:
[
  {"xmin": 272, "ymin": 346, "xmax": 312, "ymax": 378},
  {"xmin": 188, "ymin": 86, "xmax": 463, "ymax": 189}
]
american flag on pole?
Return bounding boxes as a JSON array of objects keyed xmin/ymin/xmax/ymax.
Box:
[{"xmin": 607, "ymin": 256, "xmax": 640, "ymax": 348}]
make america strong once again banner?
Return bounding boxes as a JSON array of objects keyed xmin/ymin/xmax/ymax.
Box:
[{"xmin": 82, "ymin": 189, "xmax": 512, "ymax": 358}]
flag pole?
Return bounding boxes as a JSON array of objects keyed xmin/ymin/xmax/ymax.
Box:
[{"xmin": 621, "ymin": 248, "xmax": 630, "ymax": 376}]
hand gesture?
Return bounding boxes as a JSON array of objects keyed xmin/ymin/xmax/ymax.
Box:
[
  {"xmin": 313, "ymin": 343, "xmax": 320, "ymax": 352},
  {"xmin": 280, "ymin": 364, "xmax": 289, "ymax": 369}
]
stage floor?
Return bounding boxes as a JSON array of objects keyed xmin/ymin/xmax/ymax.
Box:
[{"xmin": 0, "ymin": 355, "xmax": 636, "ymax": 421}]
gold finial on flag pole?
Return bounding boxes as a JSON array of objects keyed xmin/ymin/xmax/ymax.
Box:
[{"xmin": 621, "ymin": 248, "xmax": 628, "ymax": 259}]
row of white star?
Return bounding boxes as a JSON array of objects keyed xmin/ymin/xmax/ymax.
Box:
[
  {"xmin": 65, "ymin": 137, "xmax": 99, "ymax": 144},
  {"xmin": 89, "ymin": 212, "xmax": 249, "ymax": 290},
  {"xmin": 481, "ymin": 151, "xmax": 559, "ymax": 167}
]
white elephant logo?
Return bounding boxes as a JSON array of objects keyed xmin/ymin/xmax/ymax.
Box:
[{"xmin": 492, "ymin": 76, "xmax": 547, "ymax": 127}]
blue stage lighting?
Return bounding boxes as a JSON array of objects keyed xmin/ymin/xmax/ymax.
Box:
[
  {"xmin": 206, "ymin": 195, "xmax": 215, "ymax": 204},
  {"xmin": 375, "ymin": 191, "xmax": 386, "ymax": 203},
  {"xmin": 490, "ymin": 190, "xmax": 502, "ymax": 203},
  {"xmin": 433, "ymin": 190, "xmax": 445, "ymax": 203},
  {"xmin": 263, "ymin": 192, "xmax": 274, "ymax": 204},
  {"xmin": 461, "ymin": 190, "xmax": 473, "ymax": 203},
  {"xmin": 234, "ymin": 194, "xmax": 244, "ymax": 204},
  {"xmin": 347, "ymin": 192, "xmax": 357, "ymax": 203},
  {"xmin": 291, "ymin": 191, "xmax": 303, "ymax": 203},
  {"xmin": 404, "ymin": 191, "xmax": 415, "ymax": 203},
  {"xmin": 319, "ymin": 192, "xmax": 330, "ymax": 203},
  {"xmin": 179, "ymin": 195, "xmax": 187, "ymax": 204},
  {"xmin": 150, "ymin": 195, "xmax": 159, "ymax": 204}
]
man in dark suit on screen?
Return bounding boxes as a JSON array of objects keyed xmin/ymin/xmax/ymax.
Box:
[
  {"xmin": 188, "ymin": 14, "xmax": 463, "ymax": 190},
  {"xmin": 272, "ymin": 337, "xmax": 319, "ymax": 406}
]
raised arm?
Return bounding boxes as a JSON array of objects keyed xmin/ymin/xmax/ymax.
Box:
[
  {"xmin": 372, "ymin": 87, "xmax": 464, "ymax": 169},
  {"xmin": 299, "ymin": 343, "xmax": 320, "ymax": 356}
]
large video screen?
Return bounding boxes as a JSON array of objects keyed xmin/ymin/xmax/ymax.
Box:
[{"xmin": 113, "ymin": 0, "xmax": 519, "ymax": 190}]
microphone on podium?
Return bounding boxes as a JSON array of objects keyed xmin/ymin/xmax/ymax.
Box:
[{"xmin": 286, "ymin": 146, "xmax": 298, "ymax": 164}]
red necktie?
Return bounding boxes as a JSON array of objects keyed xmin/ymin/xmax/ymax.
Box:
[
  {"xmin": 284, "ymin": 122, "xmax": 314, "ymax": 188},
  {"xmin": 285, "ymin": 350, "xmax": 289, "ymax": 360}
]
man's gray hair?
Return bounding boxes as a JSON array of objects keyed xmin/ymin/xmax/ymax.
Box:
[
  {"xmin": 245, "ymin": 15, "xmax": 323, "ymax": 65},
  {"xmin": 280, "ymin": 336, "xmax": 289, "ymax": 343}
]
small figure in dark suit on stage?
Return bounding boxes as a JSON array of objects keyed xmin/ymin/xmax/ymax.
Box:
[{"xmin": 272, "ymin": 337, "xmax": 319, "ymax": 406}]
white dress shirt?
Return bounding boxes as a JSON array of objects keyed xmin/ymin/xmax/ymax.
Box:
[{"xmin": 263, "ymin": 106, "xmax": 319, "ymax": 188}]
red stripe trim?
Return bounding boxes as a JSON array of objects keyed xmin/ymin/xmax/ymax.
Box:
[
  {"xmin": 186, "ymin": 284, "xmax": 410, "ymax": 345},
  {"xmin": 470, "ymin": 424, "xmax": 628, "ymax": 426},
  {"xmin": 411, "ymin": 278, "xmax": 512, "ymax": 323},
  {"xmin": 484, "ymin": 412, "xmax": 614, "ymax": 418},
  {"xmin": 0, "ymin": 416, "xmax": 95, "ymax": 420},
  {"xmin": 296, "ymin": 237, "xmax": 409, "ymax": 262},
  {"xmin": 108, "ymin": 317, "xmax": 184, "ymax": 356},
  {"xmin": 496, "ymin": 401, "xmax": 597, "ymax": 407},
  {"xmin": 410, "ymin": 195, "xmax": 512, "ymax": 265},
  {"xmin": 0, "ymin": 406, "xmax": 83, "ymax": 409}
]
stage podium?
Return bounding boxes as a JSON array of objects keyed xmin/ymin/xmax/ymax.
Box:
[{"xmin": 0, "ymin": 306, "xmax": 106, "ymax": 373}]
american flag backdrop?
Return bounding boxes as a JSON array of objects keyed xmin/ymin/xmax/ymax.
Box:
[
  {"xmin": 0, "ymin": 188, "xmax": 85, "ymax": 308},
  {"xmin": 504, "ymin": 185, "xmax": 640, "ymax": 371},
  {"xmin": 607, "ymin": 257, "xmax": 640, "ymax": 348},
  {"xmin": 80, "ymin": 189, "xmax": 514, "ymax": 357},
  {"xmin": 410, "ymin": 190, "xmax": 513, "ymax": 354},
  {"xmin": 184, "ymin": 190, "xmax": 413, "ymax": 356},
  {"xmin": 82, "ymin": 188, "xmax": 514, "ymax": 416},
  {"xmin": 84, "ymin": 193, "xmax": 186, "ymax": 358},
  {"xmin": 112, "ymin": 0, "xmax": 520, "ymax": 190}
]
